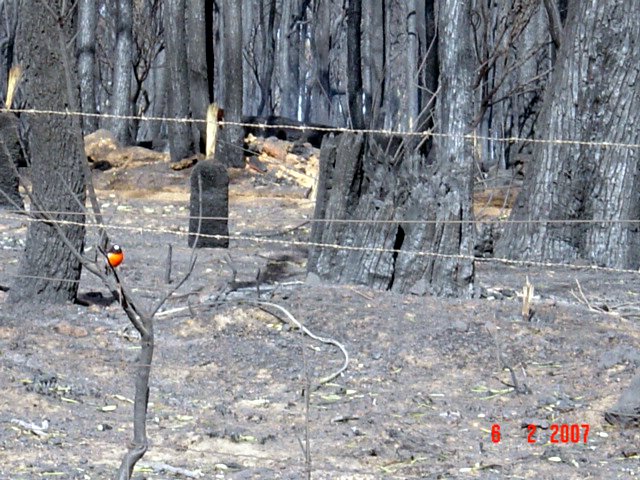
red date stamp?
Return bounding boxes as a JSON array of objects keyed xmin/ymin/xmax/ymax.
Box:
[{"xmin": 491, "ymin": 423, "xmax": 590, "ymax": 444}]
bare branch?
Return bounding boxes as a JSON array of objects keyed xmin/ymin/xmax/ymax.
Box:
[
  {"xmin": 149, "ymin": 253, "xmax": 197, "ymax": 319},
  {"xmin": 542, "ymin": 0, "xmax": 563, "ymax": 50}
]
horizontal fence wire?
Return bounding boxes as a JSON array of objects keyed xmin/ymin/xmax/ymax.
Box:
[
  {"xmin": 2, "ymin": 107, "xmax": 639, "ymax": 282},
  {"xmin": 3, "ymin": 209, "xmax": 640, "ymax": 226},
  {"xmin": 2, "ymin": 212, "xmax": 640, "ymax": 276},
  {"xmin": 4, "ymin": 107, "xmax": 640, "ymax": 150}
]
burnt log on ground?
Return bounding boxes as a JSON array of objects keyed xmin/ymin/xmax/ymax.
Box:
[
  {"xmin": 308, "ymin": 132, "xmax": 475, "ymax": 297},
  {"xmin": 188, "ymin": 160, "xmax": 229, "ymax": 248},
  {"xmin": 0, "ymin": 112, "xmax": 24, "ymax": 209},
  {"xmin": 242, "ymin": 115, "xmax": 337, "ymax": 149}
]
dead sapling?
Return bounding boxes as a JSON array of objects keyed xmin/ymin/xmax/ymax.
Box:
[
  {"xmin": 8, "ymin": 147, "xmax": 198, "ymax": 479},
  {"xmin": 10, "ymin": 5, "xmax": 200, "ymax": 476}
]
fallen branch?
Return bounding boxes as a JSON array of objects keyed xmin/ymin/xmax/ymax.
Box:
[
  {"xmin": 571, "ymin": 278, "xmax": 597, "ymax": 312},
  {"xmin": 252, "ymin": 300, "xmax": 349, "ymax": 385}
]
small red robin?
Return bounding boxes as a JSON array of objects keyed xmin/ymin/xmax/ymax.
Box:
[{"xmin": 106, "ymin": 244, "xmax": 124, "ymax": 269}]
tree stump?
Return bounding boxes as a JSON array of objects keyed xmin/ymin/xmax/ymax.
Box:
[
  {"xmin": 188, "ymin": 159, "xmax": 229, "ymax": 248},
  {"xmin": 0, "ymin": 112, "xmax": 23, "ymax": 209},
  {"xmin": 308, "ymin": 1, "xmax": 476, "ymax": 298},
  {"xmin": 308, "ymin": 132, "xmax": 475, "ymax": 297}
]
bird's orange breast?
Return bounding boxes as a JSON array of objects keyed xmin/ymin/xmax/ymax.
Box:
[{"xmin": 107, "ymin": 251, "xmax": 124, "ymax": 268}]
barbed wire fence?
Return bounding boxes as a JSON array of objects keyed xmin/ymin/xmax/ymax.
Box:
[
  {"xmin": 3, "ymin": 211, "xmax": 640, "ymax": 279},
  {"xmin": 2, "ymin": 105, "xmax": 640, "ymax": 284},
  {"xmin": 7, "ymin": 106, "xmax": 640, "ymax": 149}
]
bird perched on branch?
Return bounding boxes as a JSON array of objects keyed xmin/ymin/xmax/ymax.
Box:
[{"xmin": 106, "ymin": 244, "xmax": 124, "ymax": 269}]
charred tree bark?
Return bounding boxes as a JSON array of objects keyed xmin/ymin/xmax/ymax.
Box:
[
  {"xmin": 109, "ymin": 0, "xmax": 133, "ymax": 144},
  {"xmin": 77, "ymin": 0, "xmax": 98, "ymax": 134},
  {"xmin": 382, "ymin": 0, "xmax": 410, "ymax": 129},
  {"xmin": 220, "ymin": 0, "xmax": 244, "ymax": 168},
  {"xmin": 495, "ymin": 0, "xmax": 640, "ymax": 269},
  {"xmin": 309, "ymin": 1, "xmax": 475, "ymax": 298},
  {"xmin": 256, "ymin": 0, "xmax": 277, "ymax": 116},
  {"xmin": 278, "ymin": 0, "xmax": 300, "ymax": 119},
  {"xmin": 404, "ymin": 0, "xmax": 418, "ymax": 130},
  {"xmin": 307, "ymin": 0, "xmax": 331, "ymax": 124},
  {"xmin": 416, "ymin": 0, "xmax": 438, "ymax": 132},
  {"xmin": 0, "ymin": 112, "xmax": 22, "ymax": 209},
  {"xmin": 205, "ymin": 0, "xmax": 215, "ymax": 103},
  {"xmin": 240, "ymin": 1, "xmax": 255, "ymax": 114},
  {"xmin": 186, "ymin": 0, "xmax": 210, "ymax": 151},
  {"xmin": 542, "ymin": 0, "xmax": 563, "ymax": 51},
  {"xmin": 346, "ymin": 0, "xmax": 364, "ymax": 129},
  {"xmin": 10, "ymin": 1, "xmax": 86, "ymax": 304},
  {"xmin": 188, "ymin": 160, "xmax": 229, "ymax": 248},
  {"xmin": 145, "ymin": 49, "xmax": 167, "ymax": 149},
  {"xmin": 165, "ymin": 0, "xmax": 196, "ymax": 162},
  {"xmin": 362, "ymin": 0, "xmax": 384, "ymax": 127}
]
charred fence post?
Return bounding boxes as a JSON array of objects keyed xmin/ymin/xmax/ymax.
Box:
[{"xmin": 188, "ymin": 160, "xmax": 229, "ymax": 248}]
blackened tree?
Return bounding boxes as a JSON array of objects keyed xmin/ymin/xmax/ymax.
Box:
[
  {"xmin": 219, "ymin": 0, "xmax": 244, "ymax": 167},
  {"xmin": 164, "ymin": 0, "xmax": 196, "ymax": 162},
  {"xmin": 186, "ymin": 0, "xmax": 211, "ymax": 150},
  {"xmin": 9, "ymin": 1, "xmax": 86, "ymax": 303},
  {"xmin": 308, "ymin": 0, "xmax": 476, "ymax": 297},
  {"xmin": 346, "ymin": 0, "xmax": 364, "ymax": 129},
  {"xmin": 109, "ymin": 0, "xmax": 134, "ymax": 144},
  {"xmin": 77, "ymin": 0, "xmax": 98, "ymax": 134},
  {"xmin": 496, "ymin": 0, "xmax": 640, "ymax": 269}
]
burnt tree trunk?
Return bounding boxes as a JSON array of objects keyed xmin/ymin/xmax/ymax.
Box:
[
  {"xmin": 186, "ymin": 0, "xmax": 210, "ymax": 151},
  {"xmin": 278, "ymin": 0, "xmax": 300, "ymax": 119},
  {"xmin": 188, "ymin": 160, "xmax": 229, "ymax": 248},
  {"xmin": 9, "ymin": 1, "xmax": 86, "ymax": 304},
  {"xmin": 308, "ymin": 1, "xmax": 475, "ymax": 298},
  {"xmin": 382, "ymin": 0, "xmax": 410, "ymax": 129},
  {"xmin": 495, "ymin": 0, "xmax": 640, "ymax": 269},
  {"xmin": 417, "ymin": 0, "xmax": 438, "ymax": 132},
  {"xmin": 307, "ymin": 0, "xmax": 331, "ymax": 124},
  {"xmin": 404, "ymin": 0, "xmax": 418, "ymax": 130},
  {"xmin": 362, "ymin": 0, "xmax": 384, "ymax": 127},
  {"xmin": 165, "ymin": 0, "xmax": 196, "ymax": 162},
  {"xmin": 219, "ymin": 0, "xmax": 244, "ymax": 167},
  {"xmin": 0, "ymin": 1, "xmax": 18, "ymax": 102},
  {"xmin": 256, "ymin": 0, "xmax": 277, "ymax": 116},
  {"xmin": 109, "ymin": 0, "xmax": 133, "ymax": 144},
  {"xmin": 76, "ymin": 0, "xmax": 98, "ymax": 134},
  {"xmin": 346, "ymin": 0, "xmax": 364, "ymax": 129}
]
